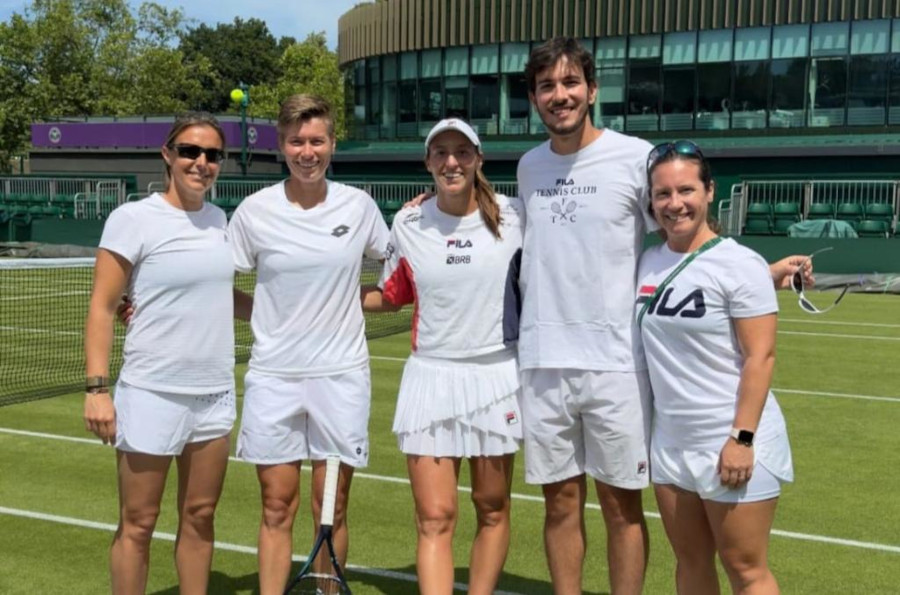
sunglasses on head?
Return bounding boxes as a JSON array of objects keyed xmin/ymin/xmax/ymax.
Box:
[
  {"xmin": 790, "ymin": 247, "xmax": 849, "ymax": 315},
  {"xmin": 647, "ymin": 140, "xmax": 704, "ymax": 171},
  {"xmin": 171, "ymin": 144, "xmax": 225, "ymax": 163}
]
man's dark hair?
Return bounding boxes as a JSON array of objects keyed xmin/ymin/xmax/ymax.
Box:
[{"xmin": 525, "ymin": 36, "xmax": 596, "ymax": 94}]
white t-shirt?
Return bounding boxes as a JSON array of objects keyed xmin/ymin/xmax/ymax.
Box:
[
  {"xmin": 378, "ymin": 194, "xmax": 525, "ymax": 358},
  {"xmin": 228, "ymin": 180, "xmax": 390, "ymax": 377},
  {"xmin": 99, "ymin": 193, "xmax": 235, "ymax": 394},
  {"xmin": 637, "ymin": 239, "xmax": 787, "ymax": 450},
  {"xmin": 516, "ymin": 129, "xmax": 658, "ymax": 371}
]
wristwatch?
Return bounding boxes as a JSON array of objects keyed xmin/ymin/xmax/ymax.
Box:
[
  {"xmin": 730, "ymin": 427, "xmax": 755, "ymax": 447},
  {"xmin": 85, "ymin": 375, "xmax": 109, "ymax": 394}
]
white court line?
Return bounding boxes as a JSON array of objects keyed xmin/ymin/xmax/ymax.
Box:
[
  {"xmin": 1, "ymin": 427, "xmax": 899, "ymax": 555},
  {"xmin": 778, "ymin": 330, "xmax": 900, "ymax": 341},
  {"xmin": 0, "ymin": 506, "xmax": 523, "ymax": 594},
  {"xmin": 0, "ymin": 291, "xmax": 90, "ymax": 302},
  {"xmin": 780, "ymin": 318, "xmax": 900, "ymax": 329},
  {"xmin": 0, "ymin": 326, "xmax": 81, "ymax": 336},
  {"xmin": 369, "ymin": 356, "xmax": 900, "ymax": 403}
]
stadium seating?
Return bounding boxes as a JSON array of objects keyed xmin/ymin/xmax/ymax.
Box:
[
  {"xmin": 864, "ymin": 202, "xmax": 895, "ymax": 229},
  {"xmin": 806, "ymin": 202, "xmax": 835, "ymax": 220},
  {"xmin": 856, "ymin": 219, "xmax": 890, "ymax": 238},
  {"xmin": 743, "ymin": 218, "xmax": 773, "ymax": 235},
  {"xmin": 836, "ymin": 202, "xmax": 864, "ymax": 229},
  {"xmin": 743, "ymin": 202, "xmax": 773, "ymax": 234},
  {"xmin": 773, "ymin": 201, "xmax": 801, "ymax": 235}
]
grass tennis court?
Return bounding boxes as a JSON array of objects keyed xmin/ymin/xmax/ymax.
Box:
[{"xmin": 1, "ymin": 291, "xmax": 898, "ymax": 594}]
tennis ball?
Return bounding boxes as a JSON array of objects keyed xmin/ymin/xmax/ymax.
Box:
[{"xmin": 230, "ymin": 88, "xmax": 245, "ymax": 103}]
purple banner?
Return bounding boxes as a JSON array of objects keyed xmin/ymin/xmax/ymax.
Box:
[{"xmin": 31, "ymin": 120, "xmax": 280, "ymax": 152}]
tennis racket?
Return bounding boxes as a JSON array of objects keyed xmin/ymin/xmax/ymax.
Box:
[{"xmin": 283, "ymin": 455, "xmax": 352, "ymax": 594}]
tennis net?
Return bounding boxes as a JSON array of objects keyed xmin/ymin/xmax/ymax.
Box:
[{"xmin": 0, "ymin": 257, "xmax": 411, "ymax": 406}]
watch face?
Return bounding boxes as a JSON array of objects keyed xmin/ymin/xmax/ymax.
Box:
[{"xmin": 737, "ymin": 430, "xmax": 755, "ymax": 445}]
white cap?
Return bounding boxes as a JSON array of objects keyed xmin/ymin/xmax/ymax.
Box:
[{"xmin": 424, "ymin": 118, "xmax": 482, "ymax": 153}]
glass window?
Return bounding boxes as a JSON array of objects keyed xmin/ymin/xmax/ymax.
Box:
[
  {"xmin": 663, "ymin": 32, "xmax": 697, "ymax": 65},
  {"xmin": 597, "ymin": 67, "xmax": 625, "ymax": 131},
  {"xmin": 626, "ymin": 61, "xmax": 660, "ymax": 132},
  {"xmin": 889, "ymin": 55, "xmax": 900, "ymax": 124},
  {"xmin": 770, "ymin": 58, "xmax": 807, "ymax": 128},
  {"xmin": 578, "ymin": 38, "xmax": 594, "ymax": 56},
  {"xmin": 421, "ymin": 49, "xmax": 442, "ymax": 78},
  {"xmin": 812, "ymin": 22, "xmax": 849, "ymax": 57},
  {"xmin": 420, "ymin": 79, "xmax": 443, "ymax": 123},
  {"xmin": 848, "ymin": 55, "xmax": 889, "ymax": 125},
  {"xmin": 772, "ymin": 24, "xmax": 809, "ymax": 59},
  {"xmin": 732, "ymin": 60, "xmax": 768, "ymax": 129},
  {"xmin": 382, "ymin": 54, "xmax": 397, "ymax": 83},
  {"xmin": 367, "ymin": 58, "xmax": 381, "ymax": 86},
  {"xmin": 445, "ymin": 76, "xmax": 469, "ymax": 119},
  {"xmin": 380, "ymin": 83, "xmax": 396, "ymax": 138},
  {"xmin": 501, "ymin": 42, "xmax": 529, "ymax": 73},
  {"xmin": 596, "ymin": 37, "xmax": 626, "ymax": 67},
  {"xmin": 696, "ymin": 63, "xmax": 731, "ymax": 130},
  {"xmin": 893, "ymin": 19, "xmax": 900, "ymax": 53},
  {"xmin": 629, "ymin": 35, "xmax": 661, "ymax": 60},
  {"xmin": 354, "ymin": 61, "xmax": 365, "ymax": 85},
  {"xmin": 734, "ymin": 27, "xmax": 770, "ymax": 62},
  {"xmin": 472, "ymin": 44, "xmax": 499, "ymax": 75},
  {"xmin": 698, "ymin": 29, "xmax": 732, "ymax": 63},
  {"xmin": 444, "ymin": 47, "xmax": 468, "ymax": 76},
  {"xmin": 661, "ymin": 67, "xmax": 695, "ymax": 130},
  {"xmin": 471, "ymin": 75, "xmax": 500, "ymax": 134},
  {"xmin": 367, "ymin": 84, "xmax": 381, "ymax": 125},
  {"xmin": 400, "ymin": 53, "xmax": 417, "ymax": 81},
  {"xmin": 851, "ymin": 20, "xmax": 890, "ymax": 55},
  {"xmin": 809, "ymin": 57, "xmax": 847, "ymax": 126},
  {"xmin": 500, "ymin": 74, "xmax": 529, "ymax": 134},
  {"xmin": 397, "ymin": 81, "xmax": 417, "ymax": 138}
]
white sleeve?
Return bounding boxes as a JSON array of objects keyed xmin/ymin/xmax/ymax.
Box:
[
  {"xmin": 727, "ymin": 252, "xmax": 779, "ymax": 318},
  {"xmin": 637, "ymin": 156, "xmax": 660, "ymax": 233},
  {"xmin": 98, "ymin": 206, "xmax": 143, "ymax": 264},
  {"xmin": 363, "ymin": 197, "xmax": 391, "ymax": 260},
  {"xmin": 227, "ymin": 204, "xmax": 256, "ymax": 273}
]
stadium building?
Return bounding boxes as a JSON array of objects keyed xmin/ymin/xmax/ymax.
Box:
[{"xmin": 335, "ymin": 0, "xmax": 900, "ymax": 187}]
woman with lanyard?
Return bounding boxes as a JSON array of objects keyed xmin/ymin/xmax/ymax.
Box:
[
  {"xmin": 637, "ymin": 140, "xmax": 793, "ymax": 594},
  {"xmin": 84, "ymin": 112, "xmax": 247, "ymax": 594},
  {"xmin": 363, "ymin": 118, "xmax": 524, "ymax": 595},
  {"xmin": 227, "ymin": 94, "xmax": 389, "ymax": 594}
]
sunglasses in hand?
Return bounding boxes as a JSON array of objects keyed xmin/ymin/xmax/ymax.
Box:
[{"xmin": 790, "ymin": 247, "xmax": 849, "ymax": 314}]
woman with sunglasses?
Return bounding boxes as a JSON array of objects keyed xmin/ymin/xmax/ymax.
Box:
[
  {"xmin": 226, "ymin": 94, "xmax": 389, "ymax": 594},
  {"xmin": 84, "ymin": 112, "xmax": 247, "ymax": 594},
  {"xmin": 362, "ymin": 119, "xmax": 524, "ymax": 595},
  {"xmin": 637, "ymin": 140, "xmax": 793, "ymax": 595}
]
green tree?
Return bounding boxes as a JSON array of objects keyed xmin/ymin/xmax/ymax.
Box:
[
  {"xmin": 249, "ymin": 32, "xmax": 346, "ymax": 139},
  {"xmin": 179, "ymin": 17, "xmax": 294, "ymax": 113}
]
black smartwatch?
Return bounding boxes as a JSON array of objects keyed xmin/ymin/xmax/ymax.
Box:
[{"xmin": 730, "ymin": 427, "xmax": 755, "ymax": 447}]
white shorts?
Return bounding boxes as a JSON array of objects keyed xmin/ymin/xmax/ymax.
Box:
[
  {"xmin": 394, "ymin": 351, "xmax": 522, "ymax": 458},
  {"xmin": 114, "ymin": 380, "xmax": 236, "ymax": 456},
  {"xmin": 521, "ymin": 368, "xmax": 651, "ymax": 488},
  {"xmin": 236, "ymin": 367, "xmax": 371, "ymax": 467},
  {"xmin": 651, "ymin": 434, "xmax": 794, "ymax": 503}
]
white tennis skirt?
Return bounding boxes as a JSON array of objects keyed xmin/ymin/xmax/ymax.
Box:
[{"xmin": 394, "ymin": 349, "xmax": 522, "ymax": 458}]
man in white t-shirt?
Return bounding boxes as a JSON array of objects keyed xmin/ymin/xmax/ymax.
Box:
[
  {"xmin": 518, "ymin": 37, "xmax": 811, "ymax": 595},
  {"xmin": 517, "ymin": 36, "xmax": 654, "ymax": 595}
]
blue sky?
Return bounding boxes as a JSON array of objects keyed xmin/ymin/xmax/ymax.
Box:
[{"xmin": 0, "ymin": 0, "xmax": 367, "ymax": 49}]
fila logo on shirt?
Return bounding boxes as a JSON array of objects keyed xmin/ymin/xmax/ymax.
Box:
[
  {"xmin": 446, "ymin": 238, "xmax": 473, "ymax": 249},
  {"xmin": 637, "ymin": 285, "xmax": 707, "ymax": 318},
  {"xmin": 445, "ymin": 238, "xmax": 473, "ymax": 265}
]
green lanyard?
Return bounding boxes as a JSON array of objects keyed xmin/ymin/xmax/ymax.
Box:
[{"xmin": 637, "ymin": 236, "xmax": 723, "ymax": 327}]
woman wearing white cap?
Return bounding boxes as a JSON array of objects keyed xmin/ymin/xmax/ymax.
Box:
[{"xmin": 364, "ymin": 118, "xmax": 524, "ymax": 595}]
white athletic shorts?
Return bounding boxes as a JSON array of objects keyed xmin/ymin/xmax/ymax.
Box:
[
  {"xmin": 236, "ymin": 366, "xmax": 371, "ymax": 468},
  {"xmin": 521, "ymin": 368, "xmax": 651, "ymax": 488},
  {"xmin": 651, "ymin": 434, "xmax": 794, "ymax": 503},
  {"xmin": 394, "ymin": 351, "xmax": 522, "ymax": 458},
  {"xmin": 114, "ymin": 380, "xmax": 236, "ymax": 456}
]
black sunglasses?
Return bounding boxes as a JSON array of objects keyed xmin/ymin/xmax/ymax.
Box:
[
  {"xmin": 790, "ymin": 247, "xmax": 849, "ymax": 315},
  {"xmin": 647, "ymin": 140, "xmax": 704, "ymax": 171},
  {"xmin": 171, "ymin": 143, "xmax": 225, "ymax": 163}
]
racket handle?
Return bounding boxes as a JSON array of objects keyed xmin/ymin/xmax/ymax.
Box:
[{"xmin": 321, "ymin": 455, "xmax": 341, "ymax": 527}]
